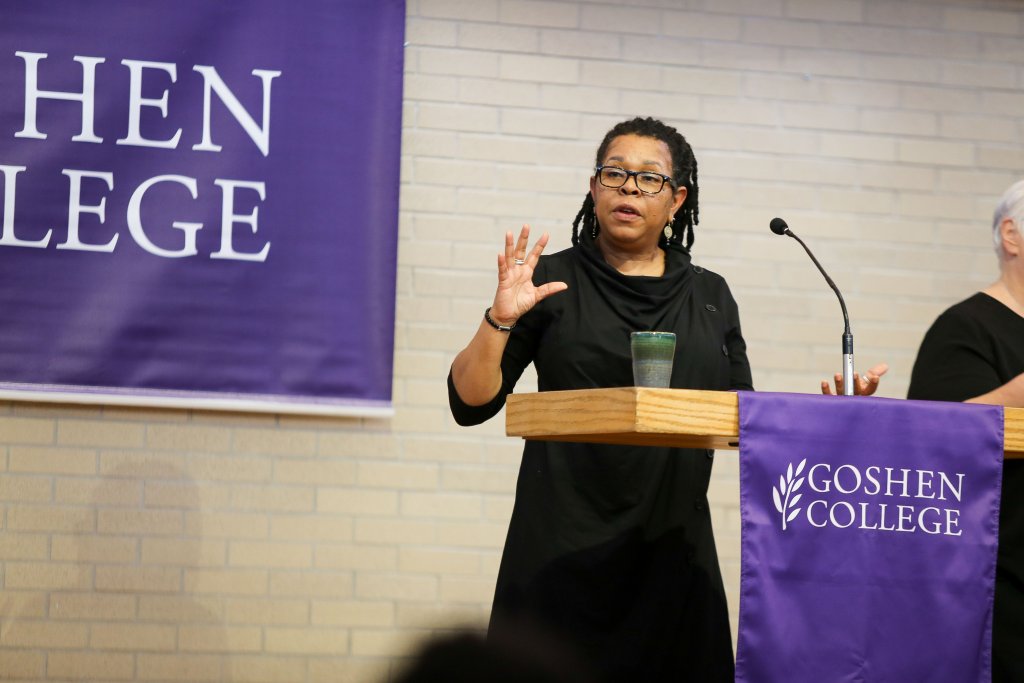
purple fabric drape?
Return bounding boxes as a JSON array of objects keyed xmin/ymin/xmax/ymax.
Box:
[{"xmin": 737, "ymin": 392, "xmax": 1003, "ymax": 683}]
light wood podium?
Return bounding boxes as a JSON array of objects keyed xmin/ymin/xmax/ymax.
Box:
[{"xmin": 506, "ymin": 388, "xmax": 1024, "ymax": 459}]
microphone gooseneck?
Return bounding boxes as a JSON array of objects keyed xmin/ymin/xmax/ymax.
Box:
[{"xmin": 769, "ymin": 217, "xmax": 855, "ymax": 396}]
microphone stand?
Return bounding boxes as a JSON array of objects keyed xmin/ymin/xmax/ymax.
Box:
[{"xmin": 771, "ymin": 219, "xmax": 854, "ymax": 396}]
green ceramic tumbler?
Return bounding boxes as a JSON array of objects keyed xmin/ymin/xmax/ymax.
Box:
[{"xmin": 630, "ymin": 331, "xmax": 676, "ymax": 387}]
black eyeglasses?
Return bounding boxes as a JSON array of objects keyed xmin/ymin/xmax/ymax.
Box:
[{"xmin": 595, "ymin": 165, "xmax": 675, "ymax": 194}]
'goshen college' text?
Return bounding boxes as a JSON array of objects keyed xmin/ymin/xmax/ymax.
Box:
[
  {"xmin": 1, "ymin": 51, "xmax": 280, "ymax": 262},
  {"xmin": 794, "ymin": 463, "xmax": 965, "ymax": 537}
]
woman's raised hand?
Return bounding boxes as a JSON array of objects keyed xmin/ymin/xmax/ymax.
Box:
[{"xmin": 489, "ymin": 225, "xmax": 568, "ymax": 325}]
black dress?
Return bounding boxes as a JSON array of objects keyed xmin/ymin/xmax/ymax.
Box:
[
  {"xmin": 448, "ymin": 232, "xmax": 752, "ymax": 682},
  {"xmin": 907, "ymin": 292, "xmax": 1024, "ymax": 683}
]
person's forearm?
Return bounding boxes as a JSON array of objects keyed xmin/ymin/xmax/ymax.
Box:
[
  {"xmin": 966, "ymin": 372, "xmax": 1024, "ymax": 408},
  {"xmin": 450, "ymin": 317, "xmax": 512, "ymax": 406}
]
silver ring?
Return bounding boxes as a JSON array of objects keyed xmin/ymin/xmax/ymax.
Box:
[{"xmin": 514, "ymin": 258, "xmax": 526, "ymax": 265}]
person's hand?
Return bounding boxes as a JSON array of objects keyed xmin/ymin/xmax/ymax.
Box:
[
  {"xmin": 489, "ymin": 225, "xmax": 568, "ymax": 326},
  {"xmin": 820, "ymin": 363, "xmax": 889, "ymax": 396}
]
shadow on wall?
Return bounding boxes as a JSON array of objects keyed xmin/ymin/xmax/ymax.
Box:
[{"xmin": 0, "ymin": 460, "xmax": 234, "ymax": 681}]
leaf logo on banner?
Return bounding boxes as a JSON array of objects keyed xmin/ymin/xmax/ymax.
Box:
[{"xmin": 772, "ymin": 458, "xmax": 807, "ymax": 531}]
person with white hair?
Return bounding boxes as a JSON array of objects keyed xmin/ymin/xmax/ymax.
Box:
[{"xmin": 908, "ymin": 179, "xmax": 1024, "ymax": 682}]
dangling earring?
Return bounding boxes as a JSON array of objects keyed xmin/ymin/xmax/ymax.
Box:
[
  {"xmin": 663, "ymin": 221, "xmax": 673, "ymax": 240},
  {"xmin": 591, "ymin": 222, "xmax": 598, "ymax": 239}
]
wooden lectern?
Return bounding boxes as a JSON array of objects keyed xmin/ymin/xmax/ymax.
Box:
[{"xmin": 506, "ymin": 388, "xmax": 1024, "ymax": 459}]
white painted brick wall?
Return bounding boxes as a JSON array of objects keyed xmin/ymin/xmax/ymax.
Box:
[{"xmin": 1, "ymin": 1, "xmax": 1022, "ymax": 680}]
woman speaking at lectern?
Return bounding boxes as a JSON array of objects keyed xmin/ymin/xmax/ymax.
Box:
[
  {"xmin": 448, "ymin": 117, "xmax": 888, "ymax": 681},
  {"xmin": 448, "ymin": 117, "xmax": 747, "ymax": 681}
]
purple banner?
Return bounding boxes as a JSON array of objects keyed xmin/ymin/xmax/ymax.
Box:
[
  {"xmin": 736, "ymin": 392, "xmax": 1003, "ymax": 683},
  {"xmin": 0, "ymin": 0, "xmax": 404, "ymax": 414}
]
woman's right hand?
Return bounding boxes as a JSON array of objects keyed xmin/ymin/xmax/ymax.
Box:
[
  {"xmin": 489, "ymin": 225, "xmax": 568, "ymax": 326},
  {"xmin": 450, "ymin": 225, "xmax": 567, "ymax": 407}
]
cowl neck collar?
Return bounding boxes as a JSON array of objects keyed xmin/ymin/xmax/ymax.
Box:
[{"xmin": 572, "ymin": 227, "xmax": 695, "ymax": 319}]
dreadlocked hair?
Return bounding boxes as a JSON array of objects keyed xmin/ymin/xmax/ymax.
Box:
[{"xmin": 571, "ymin": 117, "xmax": 700, "ymax": 252}]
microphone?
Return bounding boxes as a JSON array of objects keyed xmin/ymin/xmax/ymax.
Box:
[{"xmin": 769, "ymin": 217, "xmax": 855, "ymax": 396}]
